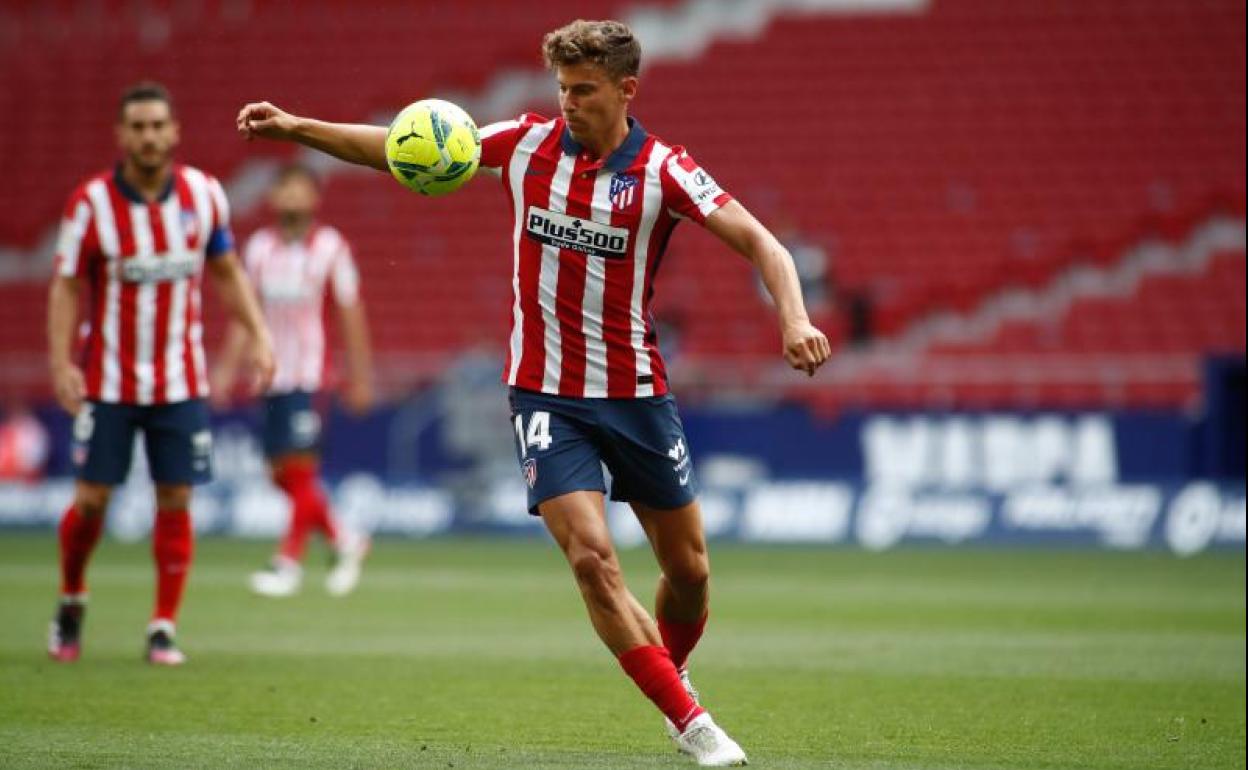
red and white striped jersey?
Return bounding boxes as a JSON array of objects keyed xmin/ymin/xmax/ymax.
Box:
[
  {"xmin": 243, "ymin": 224, "xmax": 360, "ymax": 394},
  {"xmin": 480, "ymin": 114, "xmax": 732, "ymax": 399},
  {"xmin": 54, "ymin": 164, "xmax": 234, "ymax": 405}
]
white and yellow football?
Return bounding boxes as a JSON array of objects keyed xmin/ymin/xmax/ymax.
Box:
[{"xmin": 384, "ymin": 99, "xmax": 481, "ymax": 196}]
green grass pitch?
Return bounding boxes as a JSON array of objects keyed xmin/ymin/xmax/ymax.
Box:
[{"xmin": 0, "ymin": 536, "xmax": 1243, "ymax": 769}]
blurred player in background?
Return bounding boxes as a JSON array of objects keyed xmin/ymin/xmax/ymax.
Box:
[
  {"xmin": 236, "ymin": 18, "xmax": 830, "ymax": 767},
  {"xmin": 211, "ymin": 164, "xmax": 374, "ymax": 598},
  {"xmin": 48, "ymin": 81, "xmax": 274, "ymax": 666}
]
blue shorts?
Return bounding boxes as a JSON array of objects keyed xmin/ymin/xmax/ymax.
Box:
[
  {"xmin": 508, "ymin": 387, "xmax": 698, "ymax": 515},
  {"xmin": 72, "ymin": 399, "xmax": 213, "ymax": 486},
  {"xmin": 261, "ymin": 390, "xmax": 322, "ymax": 458}
]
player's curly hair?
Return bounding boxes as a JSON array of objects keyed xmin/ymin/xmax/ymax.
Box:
[{"xmin": 542, "ymin": 20, "xmax": 641, "ymax": 80}]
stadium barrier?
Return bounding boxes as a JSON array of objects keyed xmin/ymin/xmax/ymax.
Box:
[
  {"xmin": 2, "ymin": 392, "xmax": 1242, "ymax": 555},
  {"xmin": 0, "ymin": 471, "xmax": 1242, "ymax": 556}
]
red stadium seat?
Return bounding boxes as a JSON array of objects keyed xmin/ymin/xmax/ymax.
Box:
[{"xmin": 1, "ymin": 0, "xmax": 1243, "ymax": 410}]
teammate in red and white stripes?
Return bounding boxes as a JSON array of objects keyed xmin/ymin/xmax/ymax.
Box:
[
  {"xmin": 236, "ymin": 19, "xmax": 829, "ymax": 767},
  {"xmin": 47, "ymin": 82, "xmax": 274, "ymax": 666},
  {"xmin": 212, "ymin": 164, "xmax": 374, "ymax": 598}
]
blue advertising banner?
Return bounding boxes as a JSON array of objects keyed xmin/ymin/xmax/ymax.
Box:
[{"xmin": 2, "ymin": 402, "xmax": 1242, "ymax": 554}]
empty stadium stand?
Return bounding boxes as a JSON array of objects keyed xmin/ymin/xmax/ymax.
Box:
[{"xmin": 1, "ymin": 0, "xmax": 1244, "ymax": 411}]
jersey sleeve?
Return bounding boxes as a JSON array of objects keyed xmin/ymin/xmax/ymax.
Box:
[
  {"xmin": 659, "ymin": 148, "xmax": 733, "ymax": 225},
  {"xmin": 53, "ymin": 184, "xmax": 98, "ymax": 278},
  {"xmin": 204, "ymin": 174, "xmax": 236, "ymax": 258},
  {"xmin": 328, "ymin": 230, "xmax": 361, "ymax": 307},
  {"xmin": 478, "ymin": 113, "xmax": 549, "ymax": 176}
]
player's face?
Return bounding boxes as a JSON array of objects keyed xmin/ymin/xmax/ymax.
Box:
[
  {"xmin": 116, "ymin": 100, "xmax": 179, "ymax": 173},
  {"xmin": 269, "ymin": 174, "xmax": 320, "ymax": 222},
  {"xmin": 556, "ymin": 63, "xmax": 636, "ymax": 146}
]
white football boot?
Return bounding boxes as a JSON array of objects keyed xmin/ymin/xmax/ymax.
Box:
[
  {"xmin": 676, "ymin": 712, "xmax": 748, "ymax": 767},
  {"xmin": 325, "ymin": 531, "xmax": 370, "ymax": 597},
  {"xmin": 249, "ymin": 557, "xmax": 302, "ymax": 598},
  {"xmin": 666, "ymin": 666, "xmax": 701, "ymax": 744}
]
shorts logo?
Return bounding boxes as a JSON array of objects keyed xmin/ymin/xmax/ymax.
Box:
[
  {"xmin": 610, "ymin": 173, "xmax": 638, "ymax": 210},
  {"xmin": 191, "ymin": 430, "xmax": 213, "ymax": 472},
  {"xmin": 525, "ymin": 206, "xmax": 629, "ymax": 259},
  {"xmin": 72, "ymin": 404, "xmax": 95, "ymax": 443},
  {"xmin": 291, "ymin": 410, "xmax": 322, "ymax": 448},
  {"xmin": 72, "ymin": 403, "xmax": 92, "ymax": 469},
  {"xmin": 668, "ymin": 438, "xmax": 692, "ymax": 486},
  {"xmin": 522, "ymin": 458, "xmax": 538, "ymax": 488}
]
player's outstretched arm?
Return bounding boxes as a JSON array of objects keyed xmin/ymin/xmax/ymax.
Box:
[
  {"xmin": 704, "ymin": 201, "xmax": 832, "ymax": 376},
  {"xmin": 237, "ymin": 101, "xmax": 389, "ymax": 172}
]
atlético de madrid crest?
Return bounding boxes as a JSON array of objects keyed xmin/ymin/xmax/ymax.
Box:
[
  {"xmin": 180, "ymin": 209, "xmax": 199, "ymax": 241},
  {"xmin": 610, "ymin": 173, "xmax": 638, "ymax": 210},
  {"xmin": 522, "ymin": 458, "xmax": 538, "ymax": 488}
]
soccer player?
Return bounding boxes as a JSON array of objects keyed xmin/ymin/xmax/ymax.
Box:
[
  {"xmin": 48, "ymin": 82, "xmax": 274, "ymax": 666},
  {"xmin": 236, "ymin": 19, "xmax": 830, "ymax": 766},
  {"xmin": 211, "ymin": 164, "xmax": 373, "ymax": 598}
]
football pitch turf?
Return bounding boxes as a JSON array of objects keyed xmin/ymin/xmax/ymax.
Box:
[{"xmin": 0, "ymin": 536, "xmax": 1243, "ymax": 769}]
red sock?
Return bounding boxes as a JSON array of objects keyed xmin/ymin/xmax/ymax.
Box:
[
  {"xmin": 152, "ymin": 510, "xmax": 193, "ymax": 623},
  {"xmin": 618, "ymin": 645, "xmax": 705, "ymax": 733},
  {"xmin": 58, "ymin": 505, "xmax": 105, "ymax": 596},
  {"xmin": 275, "ymin": 466, "xmax": 315, "ymax": 561},
  {"xmin": 308, "ymin": 487, "xmax": 340, "ymax": 547},
  {"xmin": 659, "ymin": 612, "xmax": 708, "ymax": 671},
  {"xmin": 276, "ymin": 462, "xmax": 339, "ymax": 553}
]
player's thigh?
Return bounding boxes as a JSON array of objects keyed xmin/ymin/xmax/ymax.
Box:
[
  {"xmin": 142, "ymin": 399, "xmax": 213, "ymax": 485},
  {"xmin": 599, "ymin": 394, "xmax": 698, "ymax": 511},
  {"xmin": 540, "ymin": 490, "xmax": 614, "ymax": 556},
  {"xmin": 71, "ymin": 401, "xmax": 138, "ymax": 486},
  {"xmin": 632, "ymin": 499, "xmax": 710, "ymax": 585},
  {"xmin": 262, "ymin": 390, "xmax": 321, "ymax": 460},
  {"xmin": 539, "ymin": 490, "xmax": 624, "ymax": 586},
  {"xmin": 509, "ymin": 389, "xmax": 606, "ymax": 515}
]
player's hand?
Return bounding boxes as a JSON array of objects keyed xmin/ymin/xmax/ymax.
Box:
[
  {"xmin": 247, "ymin": 332, "xmax": 276, "ymax": 395},
  {"xmin": 237, "ymin": 101, "xmax": 299, "ymax": 141},
  {"xmin": 343, "ymin": 379, "xmax": 374, "ymax": 416},
  {"xmin": 782, "ymin": 319, "xmax": 832, "ymax": 377},
  {"xmin": 51, "ymin": 362, "xmax": 86, "ymax": 415}
]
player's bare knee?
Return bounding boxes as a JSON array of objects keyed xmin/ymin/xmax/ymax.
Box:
[
  {"xmin": 665, "ymin": 553, "xmax": 710, "ymax": 594},
  {"xmin": 569, "ymin": 546, "xmax": 623, "ymax": 597},
  {"xmin": 74, "ymin": 482, "xmax": 112, "ymax": 518},
  {"xmin": 155, "ymin": 484, "xmax": 192, "ymax": 512}
]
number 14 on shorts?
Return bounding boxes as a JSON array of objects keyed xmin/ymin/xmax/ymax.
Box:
[{"xmin": 514, "ymin": 411, "xmax": 553, "ymax": 457}]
